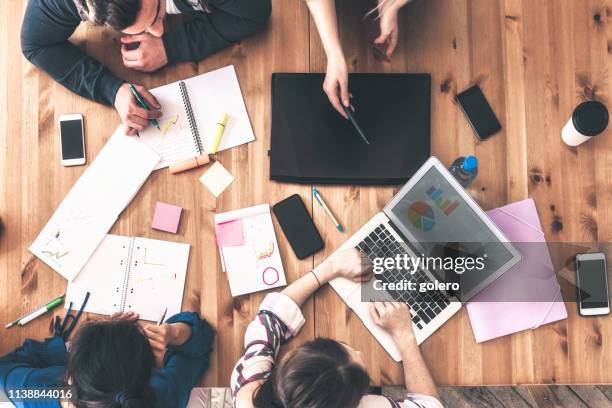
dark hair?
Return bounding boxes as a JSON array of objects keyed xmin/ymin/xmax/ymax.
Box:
[
  {"xmin": 75, "ymin": 0, "xmax": 142, "ymax": 30},
  {"xmin": 66, "ymin": 319, "xmax": 155, "ymax": 408},
  {"xmin": 253, "ymin": 338, "xmax": 370, "ymax": 408}
]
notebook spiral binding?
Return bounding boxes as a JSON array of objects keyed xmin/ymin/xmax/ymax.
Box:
[
  {"xmin": 179, "ymin": 81, "xmax": 204, "ymax": 155},
  {"xmin": 119, "ymin": 238, "xmax": 135, "ymax": 312}
]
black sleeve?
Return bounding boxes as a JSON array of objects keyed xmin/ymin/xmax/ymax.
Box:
[
  {"xmin": 162, "ymin": 0, "xmax": 271, "ymax": 64},
  {"xmin": 20, "ymin": 0, "xmax": 124, "ymax": 106}
]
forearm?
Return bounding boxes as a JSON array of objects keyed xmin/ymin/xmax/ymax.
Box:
[
  {"xmin": 306, "ymin": 0, "xmax": 344, "ymax": 60},
  {"xmin": 281, "ymin": 261, "xmax": 335, "ymax": 307},
  {"xmin": 20, "ymin": 0, "xmax": 122, "ymax": 105},
  {"xmin": 395, "ymin": 333, "xmax": 439, "ymax": 398},
  {"xmin": 168, "ymin": 322, "xmax": 193, "ymax": 346}
]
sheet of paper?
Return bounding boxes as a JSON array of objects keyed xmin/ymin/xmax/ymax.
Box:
[
  {"xmin": 29, "ymin": 128, "xmax": 160, "ymax": 281},
  {"xmin": 125, "ymin": 237, "xmax": 190, "ymax": 321},
  {"xmin": 138, "ymin": 81, "xmax": 199, "ymax": 170},
  {"xmin": 199, "ymin": 161, "xmax": 234, "ymax": 197},
  {"xmin": 215, "ymin": 220, "xmax": 244, "ymax": 247},
  {"xmin": 187, "ymin": 65, "xmax": 255, "ymax": 152},
  {"xmin": 66, "ymin": 235, "xmax": 129, "ymax": 316}
]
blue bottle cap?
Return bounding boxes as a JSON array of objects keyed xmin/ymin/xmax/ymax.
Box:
[{"xmin": 462, "ymin": 156, "xmax": 478, "ymax": 171}]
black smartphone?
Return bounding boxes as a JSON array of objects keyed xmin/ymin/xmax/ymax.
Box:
[
  {"xmin": 273, "ymin": 194, "xmax": 324, "ymax": 259},
  {"xmin": 456, "ymin": 85, "xmax": 502, "ymax": 140}
]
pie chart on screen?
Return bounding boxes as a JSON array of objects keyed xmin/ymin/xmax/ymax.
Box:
[{"xmin": 408, "ymin": 201, "xmax": 435, "ymax": 232}]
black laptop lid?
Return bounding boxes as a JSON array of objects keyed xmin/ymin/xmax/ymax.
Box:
[{"xmin": 270, "ymin": 73, "xmax": 431, "ymax": 185}]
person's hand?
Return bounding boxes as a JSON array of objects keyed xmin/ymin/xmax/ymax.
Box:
[
  {"xmin": 111, "ymin": 311, "xmax": 140, "ymax": 321},
  {"xmin": 144, "ymin": 324, "xmax": 173, "ymax": 368},
  {"xmin": 114, "ymin": 83, "xmax": 162, "ymax": 136},
  {"xmin": 374, "ymin": 0, "xmax": 409, "ymax": 58},
  {"xmin": 323, "ymin": 54, "xmax": 350, "ymax": 119},
  {"xmin": 370, "ymin": 301, "xmax": 416, "ymax": 343},
  {"xmin": 318, "ymin": 248, "xmax": 373, "ymax": 282},
  {"xmin": 120, "ymin": 34, "xmax": 168, "ymax": 72}
]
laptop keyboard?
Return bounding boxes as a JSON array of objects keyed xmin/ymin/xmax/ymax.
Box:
[{"xmin": 356, "ymin": 225, "xmax": 452, "ymax": 330}]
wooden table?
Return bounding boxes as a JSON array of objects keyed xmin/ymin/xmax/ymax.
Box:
[{"xmin": 1, "ymin": 0, "xmax": 610, "ymax": 387}]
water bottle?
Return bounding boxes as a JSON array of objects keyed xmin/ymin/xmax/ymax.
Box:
[{"xmin": 449, "ymin": 155, "xmax": 478, "ymax": 188}]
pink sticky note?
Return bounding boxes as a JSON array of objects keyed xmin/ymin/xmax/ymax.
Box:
[
  {"xmin": 152, "ymin": 202, "xmax": 183, "ymax": 234},
  {"xmin": 215, "ymin": 220, "xmax": 244, "ymax": 247}
]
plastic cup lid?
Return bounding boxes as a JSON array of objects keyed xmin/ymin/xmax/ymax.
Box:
[{"xmin": 573, "ymin": 101, "xmax": 609, "ymax": 136}]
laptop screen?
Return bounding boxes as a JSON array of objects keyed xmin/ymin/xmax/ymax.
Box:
[{"xmin": 385, "ymin": 165, "xmax": 518, "ymax": 300}]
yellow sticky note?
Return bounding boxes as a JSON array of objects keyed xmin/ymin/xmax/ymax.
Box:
[{"xmin": 199, "ymin": 162, "xmax": 234, "ymax": 197}]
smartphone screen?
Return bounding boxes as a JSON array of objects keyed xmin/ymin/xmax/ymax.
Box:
[
  {"xmin": 273, "ymin": 194, "xmax": 324, "ymax": 259},
  {"xmin": 60, "ymin": 119, "xmax": 85, "ymax": 159},
  {"xmin": 456, "ymin": 85, "xmax": 502, "ymax": 140},
  {"xmin": 577, "ymin": 257, "xmax": 609, "ymax": 309}
]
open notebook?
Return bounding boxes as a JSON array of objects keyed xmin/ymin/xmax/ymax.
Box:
[
  {"xmin": 139, "ymin": 65, "xmax": 255, "ymax": 169},
  {"xmin": 29, "ymin": 129, "xmax": 161, "ymax": 281},
  {"xmin": 66, "ymin": 234, "xmax": 190, "ymax": 321}
]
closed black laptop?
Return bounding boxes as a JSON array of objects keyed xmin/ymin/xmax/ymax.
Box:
[{"xmin": 270, "ymin": 73, "xmax": 431, "ymax": 185}]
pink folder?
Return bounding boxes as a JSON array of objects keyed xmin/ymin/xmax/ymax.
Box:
[{"xmin": 466, "ymin": 199, "xmax": 567, "ymax": 343}]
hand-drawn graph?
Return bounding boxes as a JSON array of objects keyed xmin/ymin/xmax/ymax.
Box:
[
  {"xmin": 41, "ymin": 229, "xmax": 70, "ymax": 259},
  {"xmin": 159, "ymin": 114, "xmax": 180, "ymax": 137}
]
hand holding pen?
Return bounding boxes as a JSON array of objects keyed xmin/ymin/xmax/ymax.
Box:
[{"xmin": 114, "ymin": 83, "xmax": 162, "ymax": 136}]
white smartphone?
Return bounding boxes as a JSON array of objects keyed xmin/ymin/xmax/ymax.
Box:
[
  {"xmin": 576, "ymin": 252, "xmax": 610, "ymax": 316},
  {"xmin": 59, "ymin": 113, "xmax": 86, "ymax": 166}
]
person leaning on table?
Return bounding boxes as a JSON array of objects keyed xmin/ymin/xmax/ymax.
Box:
[
  {"xmin": 231, "ymin": 248, "xmax": 444, "ymax": 408},
  {"xmin": 0, "ymin": 309, "xmax": 214, "ymax": 407},
  {"xmin": 20, "ymin": 0, "xmax": 271, "ymax": 136}
]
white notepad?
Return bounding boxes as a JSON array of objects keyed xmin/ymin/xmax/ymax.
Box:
[
  {"xmin": 139, "ymin": 65, "xmax": 255, "ymax": 169},
  {"xmin": 29, "ymin": 129, "xmax": 161, "ymax": 281},
  {"xmin": 66, "ymin": 234, "xmax": 190, "ymax": 321},
  {"xmin": 215, "ymin": 205, "xmax": 286, "ymax": 297}
]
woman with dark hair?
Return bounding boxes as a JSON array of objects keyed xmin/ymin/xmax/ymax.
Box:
[
  {"xmin": 0, "ymin": 310, "xmax": 214, "ymax": 407},
  {"xmin": 231, "ymin": 248, "xmax": 443, "ymax": 408}
]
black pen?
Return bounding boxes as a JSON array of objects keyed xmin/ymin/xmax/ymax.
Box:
[{"xmin": 343, "ymin": 105, "xmax": 370, "ymax": 145}]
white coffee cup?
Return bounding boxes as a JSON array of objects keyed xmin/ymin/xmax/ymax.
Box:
[{"xmin": 562, "ymin": 101, "xmax": 609, "ymax": 146}]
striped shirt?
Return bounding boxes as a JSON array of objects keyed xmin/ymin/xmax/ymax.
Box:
[{"xmin": 231, "ymin": 293, "xmax": 444, "ymax": 408}]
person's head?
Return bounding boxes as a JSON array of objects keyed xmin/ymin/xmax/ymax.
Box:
[
  {"xmin": 75, "ymin": 0, "xmax": 166, "ymax": 37},
  {"xmin": 253, "ymin": 338, "xmax": 370, "ymax": 408},
  {"xmin": 66, "ymin": 319, "xmax": 155, "ymax": 408}
]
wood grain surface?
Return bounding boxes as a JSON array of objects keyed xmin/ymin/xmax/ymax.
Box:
[{"xmin": 0, "ymin": 0, "xmax": 610, "ymax": 387}]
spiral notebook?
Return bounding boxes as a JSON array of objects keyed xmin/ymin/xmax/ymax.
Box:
[
  {"xmin": 139, "ymin": 65, "xmax": 255, "ymax": 169},
  {"xmin": 66, "ymin": 234, "xmax": 190, "ymax": 321}
]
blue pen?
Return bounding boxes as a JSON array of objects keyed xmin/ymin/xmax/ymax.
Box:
[{"xmin": 313, "ymin": 187, "xmax": 344, "ymax": 233}]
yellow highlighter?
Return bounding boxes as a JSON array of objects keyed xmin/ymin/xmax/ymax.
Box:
[{"xmin": 209, "ymin": 112, "xmax": 228, "ymax": 154}]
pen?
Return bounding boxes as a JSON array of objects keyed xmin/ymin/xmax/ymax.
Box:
[
  {"xmin": 312, "ymin": 187, "xmax": 344, "ymax": 233},
  {"xmin": 6, "ymin": 294, "xmax": 65, "ymax": 329},
  {"xmin": 158, "ymin": 307, "xmax": 167, "ymax": 326},
  {"xmin": 129, "ymin": 84, "xmax": 160, "ymax": 130},
  {"xmin": 342, "ymin": 105, "xmax": 370, "ymax": 145}
]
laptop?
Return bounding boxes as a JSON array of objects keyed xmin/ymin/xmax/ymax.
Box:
[{"xmin": 329, "ymin": 156, "xmax": 521, "ymax": 361}]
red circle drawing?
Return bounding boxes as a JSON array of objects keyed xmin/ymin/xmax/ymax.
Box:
[{"xmin": 262, "ymin": 267, "xmax": 279, "ymax": 286}]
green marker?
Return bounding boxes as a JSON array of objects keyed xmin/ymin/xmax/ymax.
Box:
[
  {"xmin": 129, "ymin": 84, "xmax": 160, "ymax": 130},
  {"xmin": 6, "ymin": 294, "xmax": 65, "ymax": 329}
]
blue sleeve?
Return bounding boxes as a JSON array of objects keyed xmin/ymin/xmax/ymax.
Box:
[
  {"xmin": 0, "ymin": 337, "xmax": 67, "ymax": 407},
  {"xmin": 152, "ymin": 312, "xmax": 214, "ymax": 407},
  {"xmin": 20, "ymin": 0, "xmax": 123, "ymax": 105}
]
